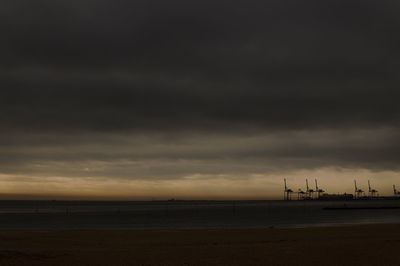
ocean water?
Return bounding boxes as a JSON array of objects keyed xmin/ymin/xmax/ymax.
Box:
[{"xmin": 0, "ymin": 200, "xmax": 399, "ymax": 229}]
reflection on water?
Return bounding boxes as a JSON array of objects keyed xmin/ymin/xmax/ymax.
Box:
[{"xmin": 0, "ymin": 200, "xmax": 398, "ymax": 229}]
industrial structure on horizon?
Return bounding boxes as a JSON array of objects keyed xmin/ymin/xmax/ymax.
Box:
[{"xmin": 283, "ymin": 179, "xmax": 400, "ymax": 201}]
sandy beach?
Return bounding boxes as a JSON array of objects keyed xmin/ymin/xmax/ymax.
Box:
[{"xmin": 0, "ymin": 224, "xmax": 398, "ymax": 265}]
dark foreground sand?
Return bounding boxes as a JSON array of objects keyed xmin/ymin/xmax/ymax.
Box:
[{"xmin": 0, "ymin": 224, "xmax": 399, "ymax": 266}]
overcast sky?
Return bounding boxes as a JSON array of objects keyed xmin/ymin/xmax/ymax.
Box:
[{"xmin": 1, "ymin": 0, "xmax": 400, "ymax": 199}]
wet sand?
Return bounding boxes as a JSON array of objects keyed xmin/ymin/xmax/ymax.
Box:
[{"xmin": 0, "ymin": 224, "xmax": 399, "ymax": 265}]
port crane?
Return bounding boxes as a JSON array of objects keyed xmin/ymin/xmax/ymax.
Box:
[
  {"xmin": 315, "ymin": 179, "xmax": 325, "ymax": 199},
  {"xmin": 284, "ymin": 179, "xmax": 293, "ymax": 200},
  {"xmin": 306, "ymin": 179, "xmax": 315, "ymax": 199},
  {"xmin": 297, "ymin": 188, "xmax": 306, "ymax": 200},
  {"xmin": 368, "ymin": 180, "xmax": 378, "ymax": 198},
  {"xmin": 394, "ymin": 185, "xmax": 400, "ymax": 196},
  {"xmin": 354, "ymin": 180, "xmax": 365, "ymax": 199}
]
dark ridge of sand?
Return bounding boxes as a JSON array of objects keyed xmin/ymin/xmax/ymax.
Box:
[{"xmin": 0, "ymin": 224, "xmax": 399, "ymax": 265}]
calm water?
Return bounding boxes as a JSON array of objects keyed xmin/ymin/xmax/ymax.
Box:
[{"xmin": 0, "ymin": 200, "xmax": 399, "ymax": 229}]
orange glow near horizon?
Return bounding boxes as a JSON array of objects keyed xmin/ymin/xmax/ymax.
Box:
[{"xmin": 0, "ymin": 168, "xmax": 399, "ymax": 200}]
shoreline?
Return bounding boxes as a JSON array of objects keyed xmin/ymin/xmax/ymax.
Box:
[{"xmin": 0, "ymin": 223, "xmax": 399, "ymax": 265}]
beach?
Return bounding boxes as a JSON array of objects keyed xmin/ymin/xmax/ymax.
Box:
[{"xmin": 0, "ymin": 224, "xmax": 399, "ymax": 265}]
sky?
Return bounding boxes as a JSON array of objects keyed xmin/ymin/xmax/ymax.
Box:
[{"xmin": 1, "ymin": 0, "xmax": 400, "ymax": 199}]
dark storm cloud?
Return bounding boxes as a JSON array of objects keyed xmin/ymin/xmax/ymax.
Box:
[
  {"xmin": 0, "ymin": 129, "xmax": 400, "ymax": 180},
  {"xmin": 2, "ymin": 0, "xmax": 400, "ymax": 131},
  {"xmin": 1, "ymin": 0, "xmax": 400, "ymax": 178}
]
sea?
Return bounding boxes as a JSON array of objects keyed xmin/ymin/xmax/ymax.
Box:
[{"xmin": 0, "ymin": 200, "xmax": 399, "ymax": 229}]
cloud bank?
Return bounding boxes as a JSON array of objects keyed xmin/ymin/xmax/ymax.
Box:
[{"xmin": 1, "ymin": 0, "xmax": 400, "ymax": 198}]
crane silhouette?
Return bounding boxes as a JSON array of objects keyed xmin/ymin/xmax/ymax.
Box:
[
  {"xmin": 368, "ymin": 180, "xmax": 378, "ymax": 198},
  {"xmin": 354, "ymin": 180, "xmax": 364, "ymax": 199},
  {"xmin": 284, "ymin": 179, "xmax": 293, "ymax": 200},
  {"xmin": 393, "ymin": 185, "xmax": 400, "ymax": 196},
  {"xmin": 306, "ymin": 179, "xmax": 315, "ymax": 199},
  {"xmin": 315, "ymin": 179, "xmax": 325, "ymax": 199},
  {"xmin": 297, "ymin": 188, "xmax": 306, "ymax": 200}
]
